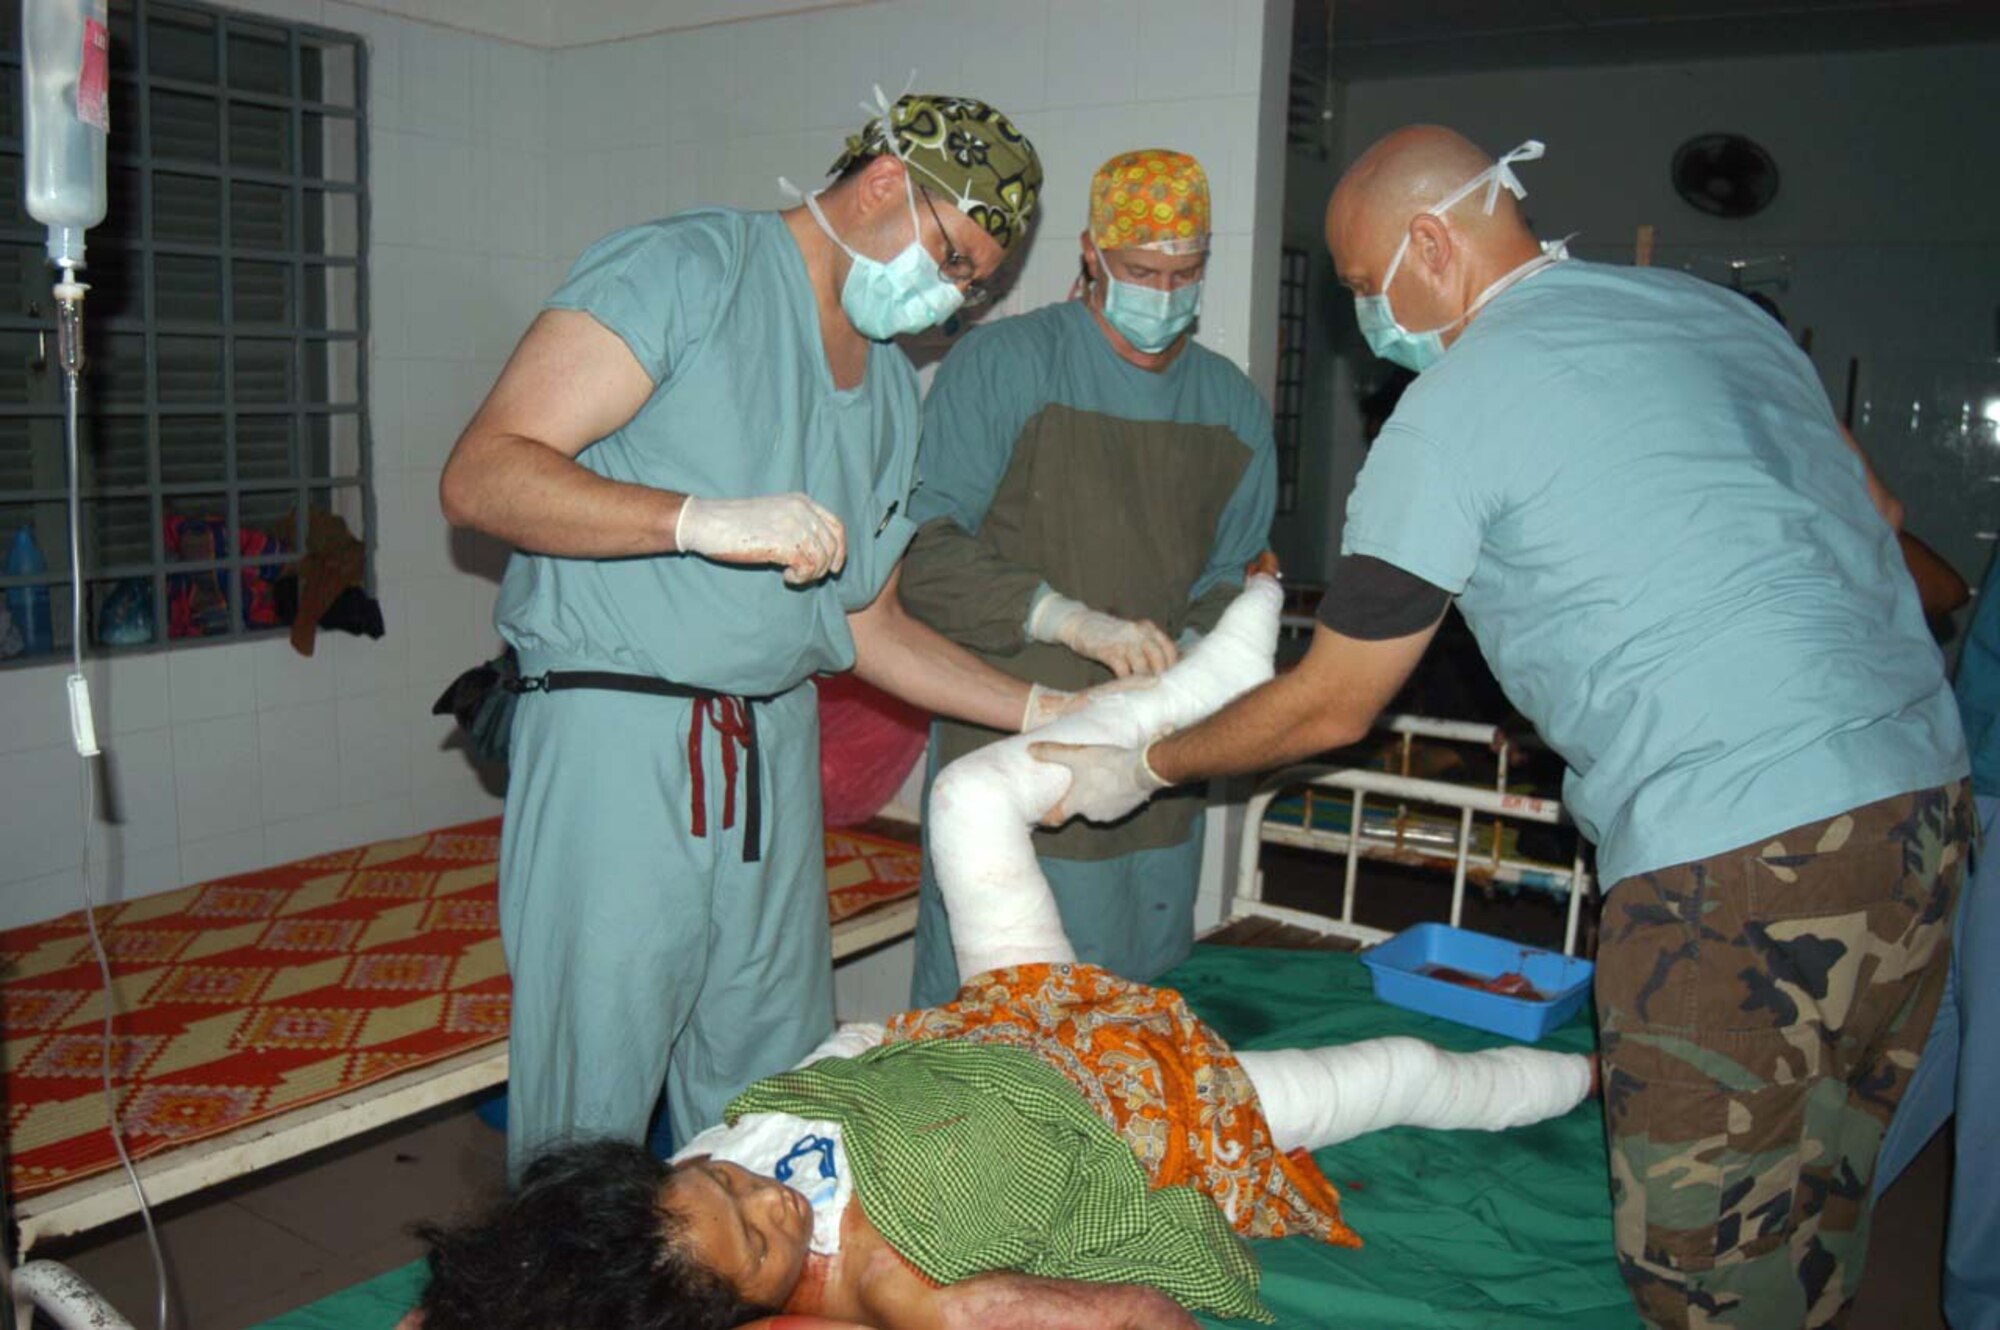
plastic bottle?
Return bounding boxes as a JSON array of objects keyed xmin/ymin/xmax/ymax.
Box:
[
  {"xmin": 5, "ymin": 525, "xmax": 54, "ymax": 655},
  {"xmin": 21, "ymin": 0, "xmax": 109, "ymax": 270}
]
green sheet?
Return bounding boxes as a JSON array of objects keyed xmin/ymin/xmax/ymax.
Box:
[
  {"xmin": 258, "ymin": 944, "xmax": 1637, "ymax": 1330},
  {"xmin": 257, "ymin": 1261, "xmax": 423, "ymax": 1330},
  {"xmin": 1174, "ymin": 946, "xmax": 1635, "ymax": 1330}
]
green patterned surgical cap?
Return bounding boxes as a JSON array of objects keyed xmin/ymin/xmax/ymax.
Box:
[{"xmin": 829, "ymin": 91, "xmax": 1043, "ymax": 251}]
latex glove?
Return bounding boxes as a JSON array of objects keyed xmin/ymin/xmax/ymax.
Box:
[
  {"xmin": 1028, "ymin": 591, "xmax": 1178, "ymax": 678},
  {"xmin": 1028, "ymin": 738, "xmax": 1170, "ymax": 826},
  {"xmin": 1019, "ymin": 676, "xmax": 1159, "ymax": 733},
  {"xmin": 675, "ymin": 493, "xmax": 847, "ymax": 586}
]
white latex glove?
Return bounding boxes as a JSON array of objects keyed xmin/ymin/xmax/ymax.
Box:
[
  {"xmin": 1019, "ymin": 676, "xmax": 1160, "ymax": 733},
  {"xmin": 1028, "ymin": 737, "xmax": 1170, "ymax": 826},
  {"xmin": 1028, "ymin": 590, "xmax": 1178, "ymax": 678},
  {"xmin": 675, "ymin": 493, "xmax": 847, "ymax": 586}
]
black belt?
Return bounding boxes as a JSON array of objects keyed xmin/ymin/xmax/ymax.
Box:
[{"xmin": 512, "ymin": 670, "xmax": 773, "ymax": 863}]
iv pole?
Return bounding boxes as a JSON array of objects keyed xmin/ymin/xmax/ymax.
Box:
[{"xmin": 4, "ymin": 2, "xmax": 158, "ymax": 1326}]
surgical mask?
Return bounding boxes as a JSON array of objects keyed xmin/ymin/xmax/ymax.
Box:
[
  {"xmin": 805, "ymin": 171, "xmax": 965, "ymax": 341},
  {"xmin": 1095, "ymin": 244, "xmax": 1202, "ymax": 353},
  {"xmin": 1354, "ymin": 140, "xmax": 1553, "ymax": 373}
]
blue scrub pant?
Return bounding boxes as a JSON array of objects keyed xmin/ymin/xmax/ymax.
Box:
[
  {"xmin": 909, "ymin": 741, "xmax": 1204, "ymax": 1007},
  {"xmin": 498, "ymin": 683, "xmax": 833, "ymax": 1179},
  {"xmin": 1875, "ymin": 793, "xmax": 1998, "ymax": 1329}
]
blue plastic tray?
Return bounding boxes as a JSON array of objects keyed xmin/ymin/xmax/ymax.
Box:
[{"xmin": 1359, "ymin": 923, "xmax": 1593, "ymax": 1042}]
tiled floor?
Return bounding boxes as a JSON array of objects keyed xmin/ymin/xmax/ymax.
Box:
[
  {"xmin": 26, "ymin": 869, "xmax": 1959, "ymax": 1329},
  {"xmin": 28, "ymin": 1102, "xmax": 507, "ymax": 1328}
]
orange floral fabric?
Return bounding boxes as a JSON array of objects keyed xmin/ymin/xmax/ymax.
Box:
[
  {"xmin": 1088, "ymin": 149, "xmax": 1211, "ymax": 255},
  {"xmin": 885, "ymin": 961, "xmax": 1358, "ymax": 1247}
]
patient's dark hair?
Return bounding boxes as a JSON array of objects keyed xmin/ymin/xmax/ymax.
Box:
[{"xmin": 413, "ymin": 1138, "xmax": 772, "ymax": 1330}]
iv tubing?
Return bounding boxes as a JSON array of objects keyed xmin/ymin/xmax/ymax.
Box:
[{"xmin": 53, "ymin": 266, "xmax": 171, "ymax": 1330}]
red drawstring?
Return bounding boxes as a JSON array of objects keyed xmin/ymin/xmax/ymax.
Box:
[{"xmin": 688, "ymin": 696, "xmax": 755, "ymax": 840}]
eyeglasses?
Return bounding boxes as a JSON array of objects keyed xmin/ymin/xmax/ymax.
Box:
[{"xmin": 918, "ymin": 186, "xmax": 991, "ymax": 308}]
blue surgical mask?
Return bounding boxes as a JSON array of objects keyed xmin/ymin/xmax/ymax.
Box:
[
  {"xmin": 1355, "ymin": 283, "xmax": 1447, "ymax": 373},
  {"xmin": 1096, "ymin": 245, "xmax": 1202, "ymax": 353},
  {"xmin": 1353, "ymin": 139, "xmax": 1551, "ymax": 374},
  {"xmin": 806, "ymin": 170, "xmax": 965, "ymax": 341}
]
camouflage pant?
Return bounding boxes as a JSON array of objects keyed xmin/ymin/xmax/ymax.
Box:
[{"xmin": 1598, "ymin": 781, "xmax": 1973, "ymax": 1329}]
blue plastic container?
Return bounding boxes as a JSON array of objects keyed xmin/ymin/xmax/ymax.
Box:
[{"xmin": 1360, "ymin": 923, "xmax": 1593, "ymax": 1042}]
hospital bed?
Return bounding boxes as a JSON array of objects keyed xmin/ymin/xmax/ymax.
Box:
[
  {"xmin": 1227, "ymin": 715, "xmax": 1596, "ymax": 956},
  {"xmin": 250, "ymin": 943, "xmax": 1637, "ymax": 1330},
  {"xmin": 1, "ymin": 820, "xmax": 923, "ymax": 1330}
]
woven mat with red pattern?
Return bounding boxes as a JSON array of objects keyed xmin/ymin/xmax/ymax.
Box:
[{"xmin": 0, "ymin": 817, "xmax": 921, "ymax": 1199}]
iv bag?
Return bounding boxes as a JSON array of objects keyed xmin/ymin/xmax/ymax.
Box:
[{"xmin": 22, "ymin": 0, "xmax": 109, "ymax": 269}]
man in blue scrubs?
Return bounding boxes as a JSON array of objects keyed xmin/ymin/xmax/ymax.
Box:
[
  {"xmin": 1039, "ymin": 126, "xmax": 1971, "ymax": 1329},
  {"xmin": 898, "ymin": 150, "xmax": 1277, "ymax": 1004},
  {"xmin": 440, "ymin": 95, "xmax": 1060, "ymax": 1175}
]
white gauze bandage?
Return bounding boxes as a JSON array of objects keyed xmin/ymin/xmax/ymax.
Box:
[
  {"xmin": 1236, "ymin": 1037, "xmax": 1593, "ymax": 1151},
  {"xmin": 928, "ymin": 575, "xmax": 1284, "ymax": 979}
]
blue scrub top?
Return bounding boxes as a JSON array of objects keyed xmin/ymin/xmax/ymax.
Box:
[
  {"xmin": 1344, "ymin": 259, "xmax": 1967, "ymax": 886},
  {"xmin": 495, "ymin": 209, "xmax": 922, "ymax": 696},
  {"xmin": 1956, "ymin": 554, "xmax": 2000, "ymax": 798}
]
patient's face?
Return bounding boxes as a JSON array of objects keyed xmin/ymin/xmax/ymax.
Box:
[{"xmin": 666, "ymin": 1157, "xmax": 812, "ymax": 1309}]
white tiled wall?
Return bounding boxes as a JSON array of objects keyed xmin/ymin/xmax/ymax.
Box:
[
  {"xmin": 0, "ymin": 0, "xmax": 1295, "ymax": 932},
  {"xmin": 542, "ymin": 0, "xmax": 1288, "ymax": 383}
]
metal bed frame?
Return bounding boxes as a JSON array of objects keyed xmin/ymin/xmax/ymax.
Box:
[{"xmin": 1228, "ymin": 715, "xmax": 1595, "ymax": 956}]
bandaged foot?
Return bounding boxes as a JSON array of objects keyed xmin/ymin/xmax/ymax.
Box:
[
  {"xmin": 1236, "ymin": 1037, "xmax": 1593, "ymax": 1151},
  {"xmin": 928, "ymin": 575, "xmax": 1283, "ymax": 979}
]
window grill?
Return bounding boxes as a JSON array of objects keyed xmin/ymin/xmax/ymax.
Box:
[{"xmin": 0, "ymin": 0, "xmax": 368, "ymax": 661}]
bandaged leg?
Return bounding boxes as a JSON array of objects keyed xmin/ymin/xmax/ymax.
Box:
[
  {"xmin": 1237, "ymin": 1037, "xmax": 1593, "ymax": 1152},
  {"xmin": 928, "ymin": 576, "xmax": 1284, "ymax": 980}
]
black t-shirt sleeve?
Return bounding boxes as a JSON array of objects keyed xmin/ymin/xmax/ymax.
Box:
[{"xmin": 1316, "ymin": 554, "xmax": 1452, "ymax": 640}]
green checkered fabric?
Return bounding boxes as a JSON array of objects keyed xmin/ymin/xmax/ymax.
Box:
[{"xmin": 727, "ymin": 1039, "xmax": 1269, "ymax": 1322}]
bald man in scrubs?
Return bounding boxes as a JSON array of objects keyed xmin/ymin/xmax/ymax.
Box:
[{"xmin": 1039, "ymin": 126, "xmax": 1971, "ymax": 1329}]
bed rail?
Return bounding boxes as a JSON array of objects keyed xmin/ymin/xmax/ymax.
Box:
[{"xmin": 1230, "ymin": 715, "xmax": 1593, "ymax": 956}]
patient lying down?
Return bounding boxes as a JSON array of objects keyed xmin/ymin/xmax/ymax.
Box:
[{"xmin": 410, "ymin": 574, "xmax": 1595, "ymax": 1330}]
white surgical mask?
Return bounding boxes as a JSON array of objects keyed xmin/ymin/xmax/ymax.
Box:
[
  {"xmin": 1095, "ymin": 243, "xmax": 1203, "ymax": 353},
  {"xmin": 806, "ymin": 169, "xmax": 965, "ymax": 341},
  {"xmin": 1354, "ymin": 140, "xmax": 1553, "ymax": 373}
]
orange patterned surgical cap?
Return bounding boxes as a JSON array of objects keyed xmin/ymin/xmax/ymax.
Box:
[{"xmin": 1088, "ymin": 149, "xmax": 1211, "ymax": 255}]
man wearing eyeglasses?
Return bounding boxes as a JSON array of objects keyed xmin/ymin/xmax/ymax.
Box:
[
  {"xmin": 439, "ymin": 94, "xmax": 1077, "ymax": 1178},
  {"xmin": 897, "ymin": 150, "xmax": 1279, "ymax": 1006}
]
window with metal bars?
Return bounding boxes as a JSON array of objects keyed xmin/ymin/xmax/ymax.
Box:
[
  {"xmin": 1274, "ymin": 246, "xmax": 1308, "ymax": 516},
  {"xmin": 0, "ymin": 0, "xmax": 367, "ymax": 663}
]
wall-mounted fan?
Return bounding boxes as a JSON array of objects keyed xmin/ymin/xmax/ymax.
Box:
[{"xmin": 1671, "ymin": 133, "xmax": 1780, "ymax": 219}]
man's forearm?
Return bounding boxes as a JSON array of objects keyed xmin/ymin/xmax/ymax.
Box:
[
  {"xmin": 1148, "ymin": 666, "xmax": 1368, "ymax": 786},
  {"xmin": 898, "ymin": 517, "xmax": 1048, "ymax": 656},
  {"xmin": 439, "ymin": 432, "xmax": 682, "ymax": 558},
  {"xmin": 851, "ymin": 589, "xmax": 1034, "ymax": 732}
]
